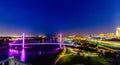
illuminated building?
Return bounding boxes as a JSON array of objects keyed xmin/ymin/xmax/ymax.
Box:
[
  {"xmin": 105, "ymin": 33, "xmax": 115, "ymax": 38},
  {"xmin": 99, "ymin": 34, "xmax": 105, "ymax": 37},
  {"xmin": 116, "ymin": 28, "xmax": 120, "ymax": 37}
]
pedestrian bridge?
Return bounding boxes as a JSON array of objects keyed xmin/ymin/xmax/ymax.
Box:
[
  {"xmin": 9, "ymin": 43, "xmax": 62, "ymax": 45},
  {"xmin": 9, "ymin": 33, "xmax": 64, "ymax": 48},
  {"xmin": 9, "ymin": 43, "xmax": 75, "ymax": 47}
]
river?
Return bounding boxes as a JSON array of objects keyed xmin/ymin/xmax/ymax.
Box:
[{"xmin": 0, "ymin": 44, "xmax": 61, "ymax": 65}]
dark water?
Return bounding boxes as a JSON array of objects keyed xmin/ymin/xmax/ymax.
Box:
[{"xmin": 0, "ymin": 45, "xmax": 61, "ymax": 65}]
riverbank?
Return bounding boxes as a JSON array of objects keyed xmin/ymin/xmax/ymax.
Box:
[{"xmin": 55, "ymin": 47, "xmax": 110, "ymax": 65}]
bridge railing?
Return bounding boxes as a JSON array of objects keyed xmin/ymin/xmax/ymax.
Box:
[{"xmin": 0, "ymin": 56, "xmax": 31, "ymax": 65}]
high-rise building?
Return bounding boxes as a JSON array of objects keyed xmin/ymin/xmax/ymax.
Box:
[{"xmin": 116, "ymin": 28, "xmax": 120, "ymax": 37}]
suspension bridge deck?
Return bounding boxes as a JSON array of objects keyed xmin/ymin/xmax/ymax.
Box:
[
  {"xmin": 9, "ymin": 43, "xmax": 62, "ymax": 45},
  {"xmin": 9, "ymin": 43, "xmax": 75, "ymax": 47}
]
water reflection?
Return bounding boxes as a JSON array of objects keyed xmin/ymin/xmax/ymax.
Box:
[
  {"xmin": 38, "ymin": 51, "xmax": 59, "ymax": 55},
  {"xmin": 8, "ymin": 47, "xmax": 60, "ymax": 59},
  {"xmin": 8, "ymin": 45, "xmax": 61, "ymax": 65},
  {"xmin": 21, "ymin": 49, "xmax": 25, "ymax": 62},
  {"xmin": 9, "ymin": 48, "xmax": 26, "ymax": 62},
  {"xmin": 9, "ymin": 49, "xmax": 19, "ymax": 54}
]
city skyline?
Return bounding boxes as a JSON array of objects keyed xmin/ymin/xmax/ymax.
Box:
[{"xmin": 0, "ymin": 0, "xmax": 120, "ymax": 35}]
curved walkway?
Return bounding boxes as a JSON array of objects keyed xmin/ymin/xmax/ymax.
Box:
[{"xmin": 53, "ymin": 47, "xmax": 66, "ymax": 65}]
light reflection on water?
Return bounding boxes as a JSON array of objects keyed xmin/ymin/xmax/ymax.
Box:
[
  {"xmin": 21, "ymin": 49, "xmax": 25, "ymax": 62},
  {"xmin": 8, "ymin": 46, "xmax": 61, "ymax": 65},
  {"xmin": 9, "ymin": 48, "xmax": 26, "ymax": 62}
]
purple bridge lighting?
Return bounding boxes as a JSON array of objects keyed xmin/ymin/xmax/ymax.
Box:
[
  {"xmin": 9, "ymin": 33, "xmax": 63, "ymax": 49},
  {"xmin": 59, "ymin": 33, "xmax": 62, "ymax": 48},
  {"xmin": 22, "ymin": 33, "xmax": 25, "ymax": 49}
]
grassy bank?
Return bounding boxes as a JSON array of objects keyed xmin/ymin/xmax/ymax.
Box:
[{"xmin": 57, "ymin": 55, "xmax": 110, "ymax": 65}]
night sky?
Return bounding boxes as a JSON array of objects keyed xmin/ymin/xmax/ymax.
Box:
[{"xmin": 0, "ymin": 0, "xmax": 120, "ymax": 35}]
